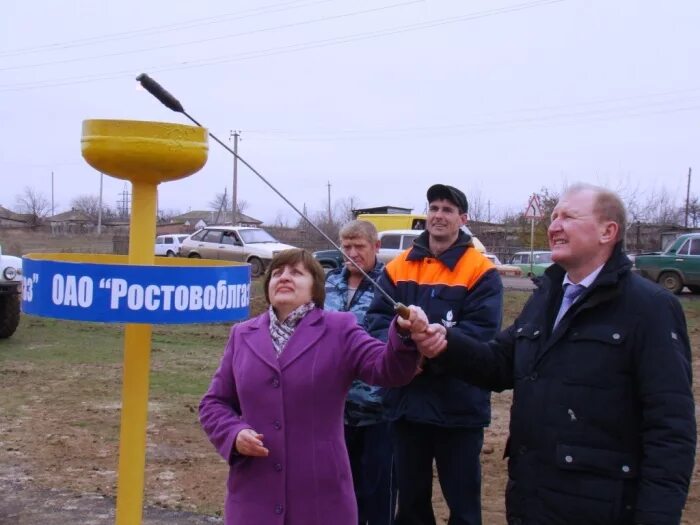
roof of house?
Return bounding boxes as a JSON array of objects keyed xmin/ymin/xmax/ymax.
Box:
[
  {"xmin": 48, "ymin": 209, "xmax": 93, "ymax": 223},
  {"xmin": 0, "ymin": 205, "xmax": 33, "ymax": 223},
  {"xmin": 172, "ymin": 210, "xmax": 262, "ymax": 225},
  {"xmin": 352, "ymin": 206, "xmax": 413, "ymax": 215}
]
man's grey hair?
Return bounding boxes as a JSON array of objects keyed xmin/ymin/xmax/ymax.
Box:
[
  {"xmin": 563, "ymin": 183, "xmax": 627, "ymax": 241},
  {"xmin": 339, "ymin": 220, "xmax": 378, "ymax": 244}
]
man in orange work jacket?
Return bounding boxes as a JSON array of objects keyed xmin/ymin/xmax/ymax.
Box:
[{"xmin": 367, "ymin": 184, "xmax": 503, "ymax": 525}]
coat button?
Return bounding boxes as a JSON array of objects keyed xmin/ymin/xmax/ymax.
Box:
[
  {"xmin": 517, "ymin": 328, "xmax": 523, "ymax": 333},
  {"xmin": 272, "ymin": 378, "xmax": 280, "ymax": 388},
  {"xmin": 518, "ymin": 445, "xmax": 527, "ymax": 455},
  {"xmin": 533, "ymin": 330, "xmax": 540, "ymax": 336},
  {"xmin": 273, "ymin": 420, "xmax": 282, "ymax": 430},
  {"xmin": 612, "ymin": 333, "xmax": 621, "ymax": 340},
  {"xmin": 529, "ymin": 372, "xmax": 538, "ymax": 381},
  {"xmin": 621, "ymin": 465, "xmax": 630, "ymax": 473},
  {"xmin": 275, "ymin": 504, "xmax": 284, "ymax": 514},
  {"xmin": 274, "ymin": 463, "xmax": 283, "ymax": 472},
  {"xmin": 564, "ymin": 455, "xmax": 573, "ymax": 463}
]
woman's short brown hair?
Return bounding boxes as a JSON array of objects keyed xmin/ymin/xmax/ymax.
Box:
[{"xmin": 262, "ymin": 248, "xmax": 326, "ymax": 308}]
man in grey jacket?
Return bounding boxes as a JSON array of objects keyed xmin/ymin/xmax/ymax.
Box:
[{"xmin": 325, "ymin": 219, "xmax": 395, "ymax": 525}]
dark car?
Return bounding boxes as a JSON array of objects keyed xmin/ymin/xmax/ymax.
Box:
[
  {"xmin": 634, "ymin": 233, "xmax": 700, "ymax": 294},
  {"xmin": 313, "ymin": 249, "xmax": 345, "ymax": 270}
]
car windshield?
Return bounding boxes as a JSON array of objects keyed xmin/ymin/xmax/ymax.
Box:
[
  {"xmin": 534, "ymin": 253, "xmax": 552, "ymax": 263},
  {"xmin": 238, "ymin": 229, "xmax": 278, "ymax": 244}
]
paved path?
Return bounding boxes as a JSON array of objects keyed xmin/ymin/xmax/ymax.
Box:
[{"xmin": 501, "ymin": 276, "xmax": 536, "ymax": 291}]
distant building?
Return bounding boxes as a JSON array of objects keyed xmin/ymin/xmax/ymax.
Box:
[
  {"xmin": 352, "ymin": 205, "xmax": 413, "ymax": 217},
  {"xmin": 168, "ymin": 210, "xmax": 263, "ymax": 231},
  {"xmin": 48, "ymin": 209, "xmax": 94, "ymax": 234},
  {"xmin": 0, "ymin": 206, "xmax": 31, "ymax": 228}
]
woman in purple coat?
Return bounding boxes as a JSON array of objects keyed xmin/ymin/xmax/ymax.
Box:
[{"xmin": 199, "ymin": 249, "xmax": 424, "ymax": 525}]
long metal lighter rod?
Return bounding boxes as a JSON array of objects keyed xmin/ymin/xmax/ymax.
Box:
[{"xmin": 136, "ymin": 73, "xmax": 409, "ymax": 318}]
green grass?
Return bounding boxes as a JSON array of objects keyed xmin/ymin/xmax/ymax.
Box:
[
  {"xmin": 0, "ymin": 317, "xmax": 124, "ymax": 364},
  {"xmin": 150, "ymin": 370, "xmax": 214, "ymax": 397},
  {"xmin": 2, "ymin": 288, "xmax": 696, "ymax": 401}
]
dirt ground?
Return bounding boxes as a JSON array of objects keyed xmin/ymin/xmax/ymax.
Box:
[
  {"xmin": 3, "ymin": 362, "xmax": 698, "ymax": 524},
  {"xmin": 0, "ymin": 359, "xmax": 512, "ymax": 524}
]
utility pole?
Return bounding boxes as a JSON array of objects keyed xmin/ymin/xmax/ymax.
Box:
[
  {"xmin": 327, "ymin": 181, "xmax": 332, "ymax": 224},
  {"xmin": 685, "ymin": 167, "xmax": 692, "ymax": 228},
  {"xmin": 230, "ymin": 131, "xmax": 240, "ymax": 225},
  {"xmin": 302, "ymin": 203, "xmax": 308, "ymax": 248},
  {"xmin": 97, "ymin": 172, "xmax": 104, "ymax": 235},
  {"xmin": 51, "ymin": 171, "xmax": 55, "ymax": 217},
  {"xmin": 487, "ymin": 200, "xmax": 491, "ymax": 223},
  {"xmin": 117, "ymin": 184, "xmax": 131, "ymax": 218}
]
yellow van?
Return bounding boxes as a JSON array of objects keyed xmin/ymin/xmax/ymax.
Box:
[{"xmin": 357, "ymin": 214, "xmax": 426, "ymax": 232}]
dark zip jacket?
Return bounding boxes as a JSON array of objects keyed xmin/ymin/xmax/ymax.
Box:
[
  {"xmin": 435, "ymin": 243, "xmax": 696, "ymax": 524},
  {"xmin": 366, "ymin": 229, "xmax": 503, "ymax": 427}
]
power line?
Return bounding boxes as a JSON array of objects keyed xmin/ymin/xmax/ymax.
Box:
[
  {"xmin": 244, "ymin": 98, "xmax": 700, "ymax": 141},
  {"xmin": 244, "ymin": 88, "xmax": 700, "ymax": 138},
  {"xmin": 0, "ymin": 0, "xmax": 566, "ymax": 92},
  {"xmin": 0, "ymin": 0, "xmax": 421, "ymax": 72},
  {"xmin": 0, "ymin": 0, "xmax": 340, "ymax": 57}
]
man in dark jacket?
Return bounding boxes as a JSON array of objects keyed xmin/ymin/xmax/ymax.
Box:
[
  {"xmin": 408, "ymin": 184, "xmax": 696, "ymax": 525},
  {"xmin": 366, "ymin": 184, "xmax": 503, "ymax": 525},
  {"xmin": 324, "ymin": 219, "xmax": 395, "ymax": 525}
]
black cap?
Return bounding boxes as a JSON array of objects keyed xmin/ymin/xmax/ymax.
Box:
[{"xmin": 426, "ymin": 184, "xmax": 468, "ymax": 214}]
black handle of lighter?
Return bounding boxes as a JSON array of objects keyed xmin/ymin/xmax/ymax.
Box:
[{"xmin": 136, "ymin": 73, "xmax": 185, "ymax": 113}]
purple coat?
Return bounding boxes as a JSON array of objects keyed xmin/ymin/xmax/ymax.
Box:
[{"xmin": 199, "ymin": 308, "xmax": 419, "ymax": 525}]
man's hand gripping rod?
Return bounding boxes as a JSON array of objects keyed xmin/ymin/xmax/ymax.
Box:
[{"xmin": 136, "ymin": 73, "xmax": 410, "ymax": 319}]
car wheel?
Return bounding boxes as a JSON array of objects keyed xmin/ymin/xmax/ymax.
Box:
[
  {"xmin": 658, "ymin": 272, "xmax": 683, "ymax": 294},
  {"xmin": 166, "ymin": 250, "xmax": 176, "ymax": 257},
  {"xmin": 249, "ymin": 257, "xmax": 264, "ymax": 278},
  {"xmin": 188, "ymin": 253, "xmax": 201, "ymax": 259},
  {"xmin": 0, "ymin": 294, "xmax": 20, "ymax": 339}
]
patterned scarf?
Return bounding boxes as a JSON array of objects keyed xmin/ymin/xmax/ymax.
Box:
[{"xmin": 268, "ymin": 302, "xmax": 316, "ymax": 356}]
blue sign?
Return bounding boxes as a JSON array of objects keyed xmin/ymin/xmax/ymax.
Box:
[{"xmin": 21, "ymin": 254, "xmax": 251, "ymax": 324}]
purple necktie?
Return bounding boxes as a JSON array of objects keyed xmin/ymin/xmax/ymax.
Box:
[{"xmin": 553, "ymin": 283, "xmax": 585, "ymax": 329}]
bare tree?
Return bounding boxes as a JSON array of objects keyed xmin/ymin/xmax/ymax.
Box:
[
  {"xmin": 15, "ymin": 186, "xmax": 50, "ymax": 226},
  {"xmin": 687, "ymin": 195, "xmax": 700, "ymax": 228},
  {"xmin": 618, "ymin": 185, "xmax": 646, "ymax": 224},
  {"xmin": 158, "ymin": 208, "xmax": 183, "ymax": 222},
  {"xmin": 498, "ymin": 186, "xmax": 559, "ymax": 249},
  {"xmin": 643, "ymin": 187, "xmax": 683, "ymax": 225},
  {"xmin": 293, "ymin": 204, "xmax": 340, "ymax": 248},
  {"xmin": 209, "ymin": 190, "xmax": 250, "ymax": 222},
  {"xmin": 466, "ymin": 189, "xmax": 486, "ymax": 222},
  {"xmin": 333, "ymin": 196, "xmax": 361, "ymax": 224},
  {"xmin": 209, "ymin": 190, "xmax": 230, "ymax": 215},
  {"xmin": 237, "ymin": 199, "xmax": 250, "ymax": 215},
  {"xmin": 71, "ymin": 194, "xmax": 106, "ymax": 221},
  {"xmin": 272, "ymin": 211, "xmax": 291, "ymax": 228}
]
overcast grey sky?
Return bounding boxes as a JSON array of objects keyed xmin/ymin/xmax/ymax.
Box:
[{"xmin": 1, "ymin": 0, "xmax": 698, "ymax": 224}]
